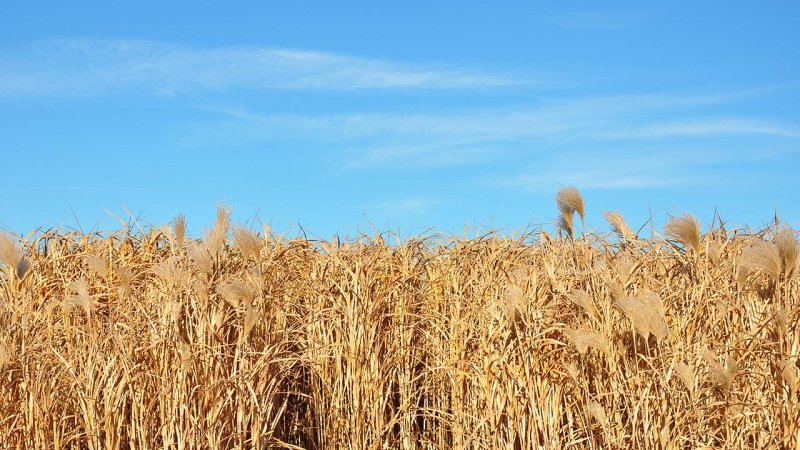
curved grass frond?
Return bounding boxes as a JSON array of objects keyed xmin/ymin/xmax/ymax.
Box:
[
  {"xmin": 217, "ymin": 279, "xmax": 253, "ymax": 309},
  {"xmin": 64, "ymin": 278, "xmax": 92, "ymax": 316},
  {"xmin": 187, "ymin": 242, "xmax": 213, "ymax": 276},
  {"xmin": 0, "ymin": 205, "xmax": 798, "ymax": 449},
  {"xmin": 587, "ymin": 400, "xmax": 608, "ymax": 425},
  {"xmin": 564, "ymin": 329, "xmax": 608, "ymax": 355},
  {"xmin": 233, "ymin": 227, "xmax": 262, "ymax": 261},
  {"xmin": 567, "ymin": 290, "xmax": 597, "ymax": 318},
  {"xmin": 86, "ymin": 255, "xmax": 108, "ymax": 280},
  {"xmin": 557, "ymin": 186, "xmax": 585, "ymax": 223},
  {"xmin": 0, "ymin": 233, "xmax": 30, "ymax": 279},
  {"xmin": 741, "ymin": 239, "xmax": 782, "ymax": 283},
  {"xmin": 775, "ymin": 227, "xmax": 798, "ymax": 280},
  {"xmin": 173, "ymin": 214, "xmax": 187, "ymax": 249},
  {"xmin": 603, "ymin": 210, "xmax": 636, "ymax": 241},
  {"xmin": 555, "ymin": 214, "xmax": 574, "ymax": 240},
  {"xmin": 674, "ymin": 362, "xmax": 695, "ymax": 392},
  {"xmin": 614, "ymin": 292, "xmax": 668, "ymax": 342},
  {"xmin": 665, "ymin": 214, "xmax": 701, "ymax": 253}
]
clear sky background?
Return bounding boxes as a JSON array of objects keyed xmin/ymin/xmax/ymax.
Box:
[{"xmin": 1, "ymin": 1, "xmax": 798, "ymax": 238}]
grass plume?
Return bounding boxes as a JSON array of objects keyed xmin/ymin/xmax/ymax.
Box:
[
  {"xmin": 0, "ymin": 204, "xmax": 797, "ymax": 449},
  {"xmin": 664, "ymin": 214, "xmax": 701, "ymax": 253}
]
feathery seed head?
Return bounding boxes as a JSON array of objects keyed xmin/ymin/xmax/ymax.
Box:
[
  {"xmin": 233, "ymin": 228, "xmax": 262, "ymax": 261},
  {"xmin": 0, "ymin": 342, "xmax": 10, "ymax": 370},
  {"xmin": 86, "ymin": 255, "xmax": 108, "ymax": 280},
  {"xmin": 503, "ymin": 285, "xmax": 525, "ymax": 322},
  {"xmin": 707, "ymin": 240, "xmax": 723, "ymax": 266},
  {"xmin": 65, "ymin": 278, "xmax": 92, "ymax": 316},
  {"xmin": 674, "ymin": 362, "xmax": 695, "ymax": 392},
  {"xmin": 587, "ymin": 400, "xmax": 608, "ymax": 425},
  {"xmin": 188, "ymin": 242, "xmax": 213, "ymax": 276},
  {"xmin": 614, "ymin": 292, "xmax": 668, "ymax": 342},
  {"xmin": 567, "ymin": 290, "xmax": 598, "ymax": 319},
  {"xmin": 564, "ymin": 329, "xmax": 607, "ymax": 355},
  {"xmin": 665, "ymin": 214, "xmax": 701, "ymax": 253},
  {"xmin": 217, "ymin": 279, "xmax": 254, "ymax": 309},
  {"xmin": 115, "ymin": 265, "xmax": 132, "ymax": 297},
  {"xmin": 0, "ymin": 233, "xmax": 17, "ymax": 270},
  {"xmin": 215, "ymin": 205, "xmax": 231, "ymax": 236},
  {"xmin": 741, "ymin": 239, "xmax": 782, "ymax": 283},
  {"xmin": 0, "ymin": 233, "xmax": 30, "ymax": 278},
  {"xmin": 603, "ymin": 210, "xmax": 635, "ymax": 241},
  {"xmin": 555, "ymin": 186, "xmax": 584, "ymax": 240},
  {"xmin": 203, "ymin": 205, "xmax": 232, "ymax": 256},
  {"xmin": 557, "ymin": 186, "xmax": 585, "ymax": 222},
  {"xmin": 781, "ymin": 361, "xmax": 799, "ymax": 393},
  {"xmin": 152, "ymin": 257, "xmax": 188, "ymax": 289},
  {"xmin": 173, "ymin": 214, "xmax": 186, "ymax": 249},
  {"xmin": 555, "ymin": 214, "xmax": 574, "ymax": 240},
  {"xmin": 775, "ymin": 307, "xmax": 788, "ymax": 336},
  {"xmin": 774, "ymin": 227, "xmax": 798, "ymax": 280}
]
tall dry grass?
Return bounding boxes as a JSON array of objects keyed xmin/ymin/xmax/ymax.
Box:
[{"xmin": 0, "ymin": 196, "xmax": 798, "ymax": 449}]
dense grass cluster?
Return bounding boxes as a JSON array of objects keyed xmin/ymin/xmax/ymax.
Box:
[{"xmin": 1, "ymin": 193, "xmax": 798, "ymax": 449}]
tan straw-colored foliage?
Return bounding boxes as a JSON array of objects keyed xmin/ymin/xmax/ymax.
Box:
[{"xmin": 0, "ymin": 199, "xmax": 798, "ymax": 449}]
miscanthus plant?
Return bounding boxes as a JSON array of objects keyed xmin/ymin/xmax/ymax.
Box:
[{"xmin": 0, "ymin": 193, "xmax": 798, "ymax": 450}]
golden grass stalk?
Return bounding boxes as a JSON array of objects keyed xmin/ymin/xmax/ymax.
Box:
[
  {"xmin": 557, "ymin": 186, "xmax": 585, "ymax": 223},
  {"xmin": 217, "ymin": 279, "xmax": 253, "ymax": 309},
  {"xmin": 567, "ymin": 290, "xmax": 598, "ymax": 319},
  {"xmin": 614, "ymin": 292, "xmax": 669, "ymax": 342},
  {"xmin": 86, "ymin": 255, "xmax": 108, "ymax": 280},
  {"xmin": 64, "ymin": 278, "xmax": 92, "ymax": 316},
  {"xmin": 586, "ymin": 400, "xmax": 608, "ymax": 425},
  {"xmin": 0, "ymin": 232, "xmax": 30, "ymax": 279},
  {"xmin": 173, "ymin": 214, "xmax": 186, "ymax": 249},
  {"xmin": 556, "ymin": 186, "xmax": 584, "ymax": 239},
  {"xmin": 774, "ymin": 227, "xmax": 798, "ymax": 280},
  {"xmin": 740, "ymin": 239, "xmax": 782, "ymax": 283},
  {"xmin": 664, "ymin": 214, "xmax": 701, "ymax": 253},
  {"xmin": 780, "ymin": 361, "xmax": 798, "ymax": 393},
  {"xmin": 603, "ymin": 210, "xmax": 636, "ymax": 241},
  {"xmin": 564, "ymin": 329, "xmax": 608, "ymax": 355},
  {"xmin": 233, "ymin": 227, "xmax": 262, "ymax": 261},
  {"xmin": 0, "ymin": 204, "xmax": 797, "ymax": 449},
  {"xmin": 674, "ymin": 362, "xmax": 696, "ymax": 392}
]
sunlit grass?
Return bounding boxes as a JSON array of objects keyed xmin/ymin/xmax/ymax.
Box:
[{"xmin": 1, "ymin": 191, "xmax": 798, "ymax": 449}]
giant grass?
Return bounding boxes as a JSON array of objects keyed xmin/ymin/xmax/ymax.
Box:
[{"xmin": 0, "ymin": 192, "xmax": 798, "ymax": 449}]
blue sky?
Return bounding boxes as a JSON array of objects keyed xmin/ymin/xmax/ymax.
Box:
[{"xmin": 1, "ymin": 1, "xmax": 798, "ymax": 238}]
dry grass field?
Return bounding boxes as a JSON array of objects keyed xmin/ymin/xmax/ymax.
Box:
[{"xmin": 0, "ymin": 188, "xmax": 798, "ymax": 449}]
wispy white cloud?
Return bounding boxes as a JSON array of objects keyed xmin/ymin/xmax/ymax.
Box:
[
  {"xmin": 340, "ymin": 142, "xmax": 499, "ymax": 170},
  {"xmin": 546, "ymin": 10, "xmax": 652, "ymax": 30},
  {"xmin": 202, "ymin": 90, "xmax": 797, "ymax": 139},
  {"xmin": 601, "ymin": 118, "xmax": 800, "ymax": 139},
  {"xmin": 496, "ymin": 147, "xmax": 793, "ymax": 191},
  {"xmin": 0, "ymin": 38, "xmax": 522, "ymax": 97},
  {"xmin": 193, "ymin": 92, "xmax": 800, "ymax": 171},
  {"xmin": 363, "ymin": 196, "xmax": 435, "ymax": 217},
  {"xmin": 499, "ymin": 152, "xmax": 696, "ymax": 191},
  {"xmin": 185, "ymin": 88, "xmax": 800, "ymax": 192}
]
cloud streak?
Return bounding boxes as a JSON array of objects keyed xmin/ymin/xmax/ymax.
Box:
[
  {"xmin": 194, "ymin": 93, "xmax": 800, "ymax": 165},
  {"xmin": 363, "ymin": 196, "xmax": 435, "ymax": 217},
  {"xmin": 188, "ymin": 89, "xmax": 799, "ymax": 191},
  {"xmin": 546, "ymin": 10, "xmax": 652, "ymax": 30},
  {"xmin": 203, "ymin": 90, "xmax": 799, "ymax": 138},
  {"xmin": 0, "ymin": 39, "xmax": 521, "ymax": 97},
  {"xmin": 495, "ymin": 146, "xmax": 793, "ymax": 191}
]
